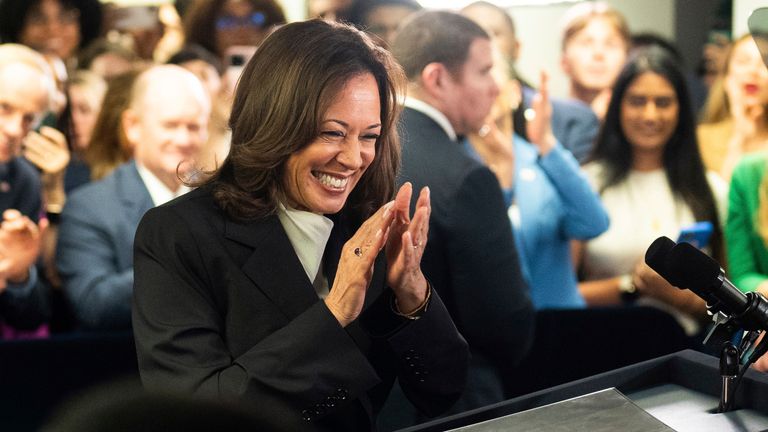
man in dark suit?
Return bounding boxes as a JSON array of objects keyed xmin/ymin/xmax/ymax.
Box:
[
  {"xmin": 391, "ymin": 11, "xmax": 534, "ymax": 412},
  {"xmin": 56, "ymin": 65, "xmax": 210, "ymax": 330}
]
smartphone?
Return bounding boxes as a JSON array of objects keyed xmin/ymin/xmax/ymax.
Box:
[
  {"xmin": 224, "ymin": 45, "xmax": 257, "ymax": 94},
  {"xmin": 677, "ymin": 221, "xmax": 714, "ymax": 249}
]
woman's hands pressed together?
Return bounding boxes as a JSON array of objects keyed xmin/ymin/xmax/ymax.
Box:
[
  {"xmin": 325, "ymin": 182, "xmax": 431, "ymax": 326},
  {"xmin": 386, "ymin": 182, "xmax": 430, "ymax": 315}
]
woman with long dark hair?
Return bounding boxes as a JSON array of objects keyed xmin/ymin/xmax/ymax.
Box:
[
  {"xmin": 132, "ymin": 20, "xmax": 468, "ymax": 430},
  {"xmin": 576, "ymin": 46, "xmax": 726, "ymax": 336}
]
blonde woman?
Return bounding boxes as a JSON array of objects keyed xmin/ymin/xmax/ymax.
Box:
[{"xmin": 698, "ymin": 34, "xmax": 768, "ymax": 181}]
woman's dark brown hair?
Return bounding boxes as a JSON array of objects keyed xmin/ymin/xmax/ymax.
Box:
[{"xmin": 205, "ymin": 19, "xmax": 404, "ymax": 222}]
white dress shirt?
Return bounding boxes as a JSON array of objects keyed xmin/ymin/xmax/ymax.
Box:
[
  {"xmin": 277, "ymin": 203, "xmax": 334, "ymax": 298},
  {"xmin": 136, "ymin": 163, "xmax": 192, "ymax": 207},
  {"xmin": 404, "ymin": 97, "xmax": 458, "ymax": 141}
]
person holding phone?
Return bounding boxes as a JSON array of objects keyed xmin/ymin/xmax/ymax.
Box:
[
  {"xmin": 575, "ymin": 47, "xmax": 726, "ymax": 336},
  {"xmin": 132, "ymin": 20, "xmax": 468, "ymax": 430}
]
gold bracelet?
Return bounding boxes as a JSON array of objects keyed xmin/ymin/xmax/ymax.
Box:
[{"xmin": 393, "ymin": 283, "xmax": 432, "ymax": 320}]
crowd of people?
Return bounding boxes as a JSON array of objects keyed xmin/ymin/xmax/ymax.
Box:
[{"xmin": 2, "ymin": 0, "xmax": 768, "ymax": 430}]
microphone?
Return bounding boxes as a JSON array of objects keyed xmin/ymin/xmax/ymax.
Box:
[
  {"xmin": 646, "ymin": 236, "xmax": 768, "ymax": 412},
  {"xmin": 665, "ymin": 241, "xmax": 747, "ymax": 315},
  {"xmin": 644, "ymin": 236, "xmax": 678, "ymax": 285},
  {"xmin": 645, "ymin": 236, "xmax": 768, "ymax": 331}
]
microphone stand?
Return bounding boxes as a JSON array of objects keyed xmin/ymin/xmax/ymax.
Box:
[
  {"xmin": 718, "ymin": 343, "xmax": 739, "ymax": 413},
  {"xmin": 701, "ymin": 294, "xmax": 768, "ymax": 412}
]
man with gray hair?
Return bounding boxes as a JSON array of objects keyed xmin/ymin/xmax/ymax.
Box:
[
  {"xmin": 57, "ymin": 65, "xmax": 211, "ymax": 330},
  {"xmin": 0, "ymin": 43, "xmax": 57, "ymax": 334},
  {"xmin": 392, "ymin": 10, "xmax": 534, "ymax": 413}
]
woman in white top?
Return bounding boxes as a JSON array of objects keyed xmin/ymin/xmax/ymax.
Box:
[{"xmin": 575, "ymin": 46, "xmax": 726, "ymax": 336}]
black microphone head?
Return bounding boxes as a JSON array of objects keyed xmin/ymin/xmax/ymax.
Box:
[
  {"xmin": 645, "ymin": 236, "xmax": 677, "ymax": 282},
  {"xmin": 666, "ymin": 241, "xmax": 721, "ymax": 289}
]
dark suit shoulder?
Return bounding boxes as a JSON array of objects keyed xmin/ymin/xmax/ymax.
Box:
[{"xmin": 398, "ymin": 108, "xmax": 490, "ymax": 208}]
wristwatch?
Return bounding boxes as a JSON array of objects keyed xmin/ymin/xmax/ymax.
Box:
[
  {"xmin": 618, "ymin": 274, "xmax": 639, "ymax": 303},
  {"xmin": 45, "ymin": 203, "xmax": 63, "ymax": 225}
]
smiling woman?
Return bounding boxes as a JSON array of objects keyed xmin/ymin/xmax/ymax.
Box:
[
  {"xmin": 619, "ymin": 71, "xmax": 679, "ymax": 161},
  {"xmin": 575, "ymin": 46, "xmax": 725, "ymax": 338},
  {"xmin": 283, "ymin": 74, "xmax": 381, "ymax": 215},
  {"xmin": 131, "ymin": 19, "xmax": 469, "ymax": 431},
  {"xmin": 0, "ymin": 0, "xmax": 102, "ymax": 66}
]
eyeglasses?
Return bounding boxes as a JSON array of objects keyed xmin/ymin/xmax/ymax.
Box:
[{"xmin": 216, "ymin": 12, "xmax": 266, "ymax": 31}]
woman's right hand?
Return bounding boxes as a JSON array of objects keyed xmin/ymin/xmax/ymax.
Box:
[{"xmin": 325, "ymin": 200, "xmax": 396, "ymax": 327}]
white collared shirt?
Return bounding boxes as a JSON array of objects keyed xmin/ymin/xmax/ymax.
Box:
[
  {"xmin": 277, "ymin": 203, "xmax": 334, "ymax": 298},
  {"xmin": 404, "ymin": 97, "xmax": 458, "ymax": 141},
  {"xmin": 136, "ymin": 163, "xmax": 192, "ymax": 207}
]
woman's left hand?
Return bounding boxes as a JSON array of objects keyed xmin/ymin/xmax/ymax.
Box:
[{"xmin": 385, "ymin": 182, "xmax": 430, "ymax": 313}]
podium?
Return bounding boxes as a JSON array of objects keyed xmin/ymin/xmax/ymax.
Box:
[{"xmin": 401, "ymin": 350, "xmax": 768, "ymax": 432}]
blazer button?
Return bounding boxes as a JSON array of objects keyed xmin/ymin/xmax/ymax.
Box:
[
  {"xmin": 301, "ymin": 409, "xmax": 313, "ymax": 422},
  {"xmin": 335, "ymin": 388, "xmax": 349, "ymax": 400}
]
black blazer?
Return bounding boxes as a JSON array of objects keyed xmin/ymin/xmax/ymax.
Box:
[
  {"xmin": 132, "ymin": 185, "xmax": 469, "ymax": 431},
  {"xmin": 398, "ymin": 108, "xmax": 535, "ymax": 376}
]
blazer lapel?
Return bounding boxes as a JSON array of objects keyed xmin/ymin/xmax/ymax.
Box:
[
  {"xmin": 118, "ymin": 162, "xmax": 155, "ymax": 222},
  {"xmin": 225, "ymin": 215, "xmax": 319, "ymax": 320}
]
